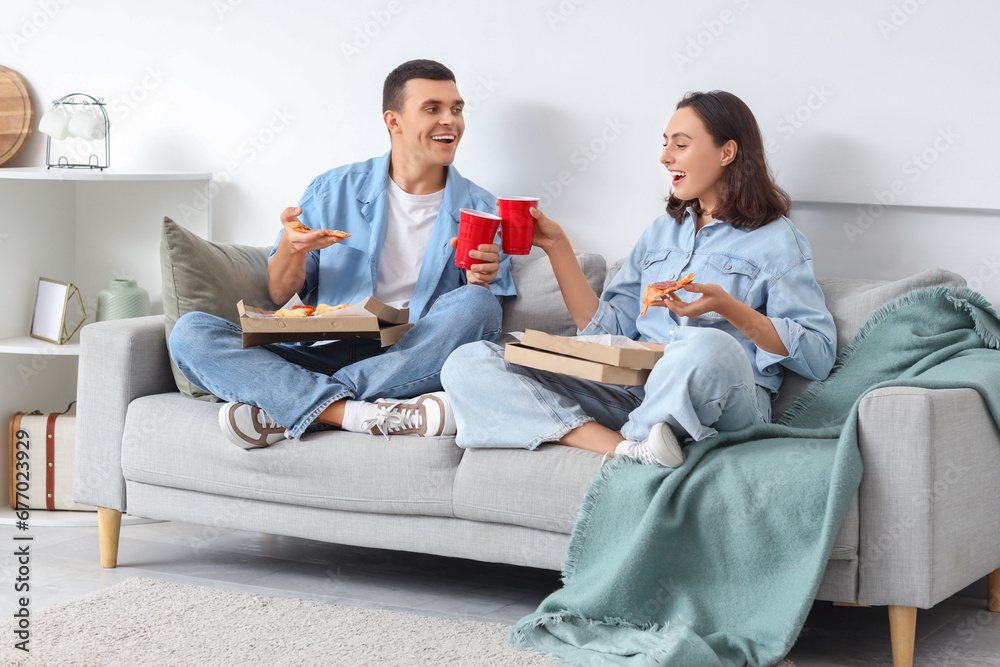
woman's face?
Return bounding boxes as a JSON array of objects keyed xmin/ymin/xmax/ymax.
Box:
[{"xmin": 660, "ymin": 106, "xmax": 734, "ymax": 213}]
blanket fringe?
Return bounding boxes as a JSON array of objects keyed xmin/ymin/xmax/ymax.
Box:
[
  {"xmin": 561, "ymin": 455, "xmax": 633, "ymax": 583},
  {"xmin": 511, "ymin": 609, "xmax": 677, "ymax": 643},
  {"xmin": 779, "ymin": 285, "xmax": 1000, "ymax": 425}
]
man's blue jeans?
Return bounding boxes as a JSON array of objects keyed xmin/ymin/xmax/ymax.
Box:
[
  {"xmin": 169, "ymin": 285, "xmax": 502, "ymax": 438},
  {"xmin": 441, "ymin": 327, "xmax": 772, "ymax": 449}
]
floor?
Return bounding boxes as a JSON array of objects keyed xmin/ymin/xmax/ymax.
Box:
[{"xmin": 4, "ymin": 518, "xmax": 999, "ymax": 666}]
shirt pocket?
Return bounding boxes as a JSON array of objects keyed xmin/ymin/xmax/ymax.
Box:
[
  {"xmin": 640, "ymin": 249, "xmax": 685, "ymax": 284},
  {"xmin": 700, "ymin": 255, "xmax": 760, "ymax": 303}
]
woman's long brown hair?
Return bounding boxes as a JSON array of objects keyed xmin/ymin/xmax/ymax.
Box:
[{"xmin": 666, "ymin": 91, "xmax": 790, "ymax": 230}]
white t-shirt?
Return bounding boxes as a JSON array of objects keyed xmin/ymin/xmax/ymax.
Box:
[{"xmin": 375, "ymin": 178, "xmax": 445, "ymax": 308}]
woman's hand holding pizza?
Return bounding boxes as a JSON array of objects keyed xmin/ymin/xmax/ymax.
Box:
[
  {"xmin": 449, "ymin": 238, "xmax": 501, "ymax": 288},
  {"xmin": 652, "ymin": 281, "xmax": 738, "ymax": 319}
]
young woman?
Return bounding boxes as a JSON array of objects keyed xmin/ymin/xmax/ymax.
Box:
[{"xmin": 438, "ymin": 90, "xmax": 837, "ymax": 466}]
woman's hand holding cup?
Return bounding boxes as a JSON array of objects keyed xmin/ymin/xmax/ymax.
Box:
[{"xmin": 528, "ymin": 207, "xmax": 567, "ymax": 253}]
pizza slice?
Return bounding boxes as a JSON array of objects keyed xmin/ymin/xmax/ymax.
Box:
[
  {"xmin": 288, "ymin": 220, "xmax": 352, "ymax": 239},
  {"xmin": 640, "ymin": 273, "xmax": 695, "ymax": 316},
  {"xmin": 274, "ymin": 305, "xmax": 314, "ymax": 318},
  {"xmin": 315, "ymin": 303, "xmax": 351, "ymax": 315}
]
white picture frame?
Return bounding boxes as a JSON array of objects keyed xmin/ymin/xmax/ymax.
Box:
[{"xmin": 30, "ymin": 277, "xmax": 86, "ymax": 344}]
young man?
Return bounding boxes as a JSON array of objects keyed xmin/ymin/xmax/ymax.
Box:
[{"xmin": 170, "ymin": 60, "xmax": 515, "ymax": 449}]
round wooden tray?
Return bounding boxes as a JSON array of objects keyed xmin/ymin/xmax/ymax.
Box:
[{"xmin": 0, "ymin": 65, "xmax": 33, "ymax": 167}]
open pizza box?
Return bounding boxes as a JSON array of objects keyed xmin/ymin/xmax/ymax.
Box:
[
  {"xmin": 504, "ymin": 329, "xmax": 666, "ymax": 385},
  {"xmin": 237, "ymin": 297, "xmax": 412, "ymax": 348}
]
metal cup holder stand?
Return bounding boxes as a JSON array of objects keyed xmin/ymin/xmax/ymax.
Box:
[{"xmin": 45, "ymin": 93, "xmax": 110, "ymax": 170}]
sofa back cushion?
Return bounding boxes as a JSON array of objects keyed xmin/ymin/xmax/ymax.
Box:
[
  {"xmin": 772, "ymin": 268, "xmax": 967, "ymax": 418},
  {"xmin": 161, "ymin": 217, "xmax": 277, "ymax": 400},
  {"xmin": 501, "ymin": 250, "xmax": 607, "ymax": 340}
]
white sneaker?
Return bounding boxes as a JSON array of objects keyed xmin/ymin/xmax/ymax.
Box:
[
  {"xmin": 361, "ymin": 392, "xmax": 456, "ymax": 438},
  {"xmin": 615, "ymin": 423, "xmax": 684, "ymax": 468},
  {"xmin": 219, "ymin": 402, "xmax": 289, "ymax": 450}
]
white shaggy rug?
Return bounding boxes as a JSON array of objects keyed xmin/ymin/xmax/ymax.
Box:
[
  {"xmin": 2, "ymin": 577, "xmax": 797, "ymax": 666},
  {"xmin": 1, "ymin": 578, "xmax": 555, "ymax": 666}
]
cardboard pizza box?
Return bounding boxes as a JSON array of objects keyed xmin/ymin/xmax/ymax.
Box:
[
  {"xmin": 518, "ymin": 329, "xmax": 664, "ymax": 369},
  {"xmin": 503, "ymin": 330, "xmax": 666, "ymax": 386},
  {"xmin": 237, "ymin": 297, "xmax": 412, "ymax": 348}
]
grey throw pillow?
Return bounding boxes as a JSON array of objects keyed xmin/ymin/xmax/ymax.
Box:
[
  {"xmin": 160, "ymin": 217, "xmax": 278, "ymax": 399},
  {"xmin": 500, "ymin": 250, "xmax": 608, "ymax": 340}
]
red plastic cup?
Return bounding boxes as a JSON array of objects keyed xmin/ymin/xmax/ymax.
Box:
[
  {"xmin": 455, "ymin": 209, "xmax": 502, "ymax": 269},
  {"xmin": 496, "ymin": 197, "xmax": 539, "ymax": 255}
]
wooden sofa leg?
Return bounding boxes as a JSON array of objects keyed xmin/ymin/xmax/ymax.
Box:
[
  {"xmin": 988, "ymin": 568, "xmax": 1000, "ymax": 612},
  {"xmin": 888, "ymin": 605, "xmax": 917, "ymax": 667},
  {"xmin": 98, "ymin": 507, "xmax": 122, "ymax": 568}
]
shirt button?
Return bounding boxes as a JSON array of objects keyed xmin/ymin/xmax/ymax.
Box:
[
  {"xmin": 701, "ymin": 230, "xmax": 708, "ymax": 236},
  {"xmin": 668, "ymin": 273, "xmax": 675, "ymax": 279},
  {"xmin": 725, "ymin": 264, "xmax": 732, "ymax": 270}
]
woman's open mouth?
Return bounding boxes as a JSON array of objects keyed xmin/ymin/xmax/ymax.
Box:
[{"xmin": 669, "ymin": 170, "xmax": 687, "ymax": 185}]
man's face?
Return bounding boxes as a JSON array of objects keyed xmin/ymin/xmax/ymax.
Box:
[{"xmin": 385, "ymin": 78, "xmax": 465, "ymax": 169}]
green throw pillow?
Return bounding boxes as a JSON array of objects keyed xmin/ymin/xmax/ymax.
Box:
[{"xmin": 160, "ymin": 216, "xmax": 278, "ymax": 400}]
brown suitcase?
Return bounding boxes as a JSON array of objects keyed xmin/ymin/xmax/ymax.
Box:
[{"xmin": 9, "ymin": 405, "xmax": 96, "ymax": 512}]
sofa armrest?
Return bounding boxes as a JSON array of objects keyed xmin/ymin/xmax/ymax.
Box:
[
  {"xmin": 855, "ymin": 386, "xmax": 1000, "ymax": 608},
  {"xmin": 74, "ymin": 315, "xmax": 176, "ymax": 511}
]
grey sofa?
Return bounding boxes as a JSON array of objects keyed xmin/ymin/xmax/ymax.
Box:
[{"xmin": 74, "ymin": 252, "xmax": 1000, "ymax": 667}]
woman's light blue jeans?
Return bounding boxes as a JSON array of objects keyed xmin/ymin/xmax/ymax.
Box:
[
  {"xmin": 169, "ymin": 285, "xmax": 502, "ymax": 439},
  {"xmin": 440, "ymin": 327, "xmax": 772, "ymax": 449}
]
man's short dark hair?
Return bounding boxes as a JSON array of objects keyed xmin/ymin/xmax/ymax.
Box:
[{"xmin": 382, "ymin": 60, "xmax": 456, "ymax": 113}]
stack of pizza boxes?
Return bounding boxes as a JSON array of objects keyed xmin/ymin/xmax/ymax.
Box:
[{"xmin": 504, "ymin": 330, "xmax": 664, "ymax": 385}]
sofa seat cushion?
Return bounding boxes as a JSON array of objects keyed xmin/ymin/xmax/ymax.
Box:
[
  {"xmin": 452, "ymin": 442, "xmax": 859, "ymax": 562},
  {"xmin": 120, "ymin": 393, "xmax": 463, "ymax": 517},
  {"xmin": 452, "ymin": 445, "xmax": 604, "ymax": 534}
]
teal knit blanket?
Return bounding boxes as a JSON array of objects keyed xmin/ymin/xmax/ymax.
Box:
[{"xmin": 510, "ymin": 287, "xmax": 1000, "ymax": 666}]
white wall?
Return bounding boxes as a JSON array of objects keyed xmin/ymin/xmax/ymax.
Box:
[{"xmin": 3, "ymin": 0, "xmax": 999, "ymax": 304}]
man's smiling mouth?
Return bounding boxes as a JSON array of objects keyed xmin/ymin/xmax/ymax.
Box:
[{"xmin": 432, "ymin": 134, "xmax": 456, "ymax": 144}]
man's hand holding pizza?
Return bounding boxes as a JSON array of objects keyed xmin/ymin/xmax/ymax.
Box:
[{"xmin": 280, "ymin": 207, "xmax": 350, "ymax": 254}]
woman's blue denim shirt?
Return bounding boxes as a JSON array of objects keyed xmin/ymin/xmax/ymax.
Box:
[{"xmin": 582, "ymin": 208, "xmax": 837, "ymax": 394}]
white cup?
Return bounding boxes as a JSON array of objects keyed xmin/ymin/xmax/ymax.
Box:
[
  {"xmin": 68, "ymin": 107, "xmax": 106, "ymax": 141},
  {"xmin": 38, "ymin": 106, "xmax": 71, "ymax": 140}
]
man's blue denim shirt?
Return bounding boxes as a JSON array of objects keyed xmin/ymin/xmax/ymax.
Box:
[
  {"xmin": 583, "ymin": 208, "xmax": 837, "ymax": 394},
  {"xmin": 269, "ymin": 151, "xmax": 516, "ymax": 323}
]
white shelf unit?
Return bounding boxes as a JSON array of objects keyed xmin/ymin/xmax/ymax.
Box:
[
  {"xmin": 0, "ymin": 167, "xmax": 212, "ymax": 511},
  {"xmin": 0, "ymin": 336, "xmax": 80, "ymax": 355}
]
